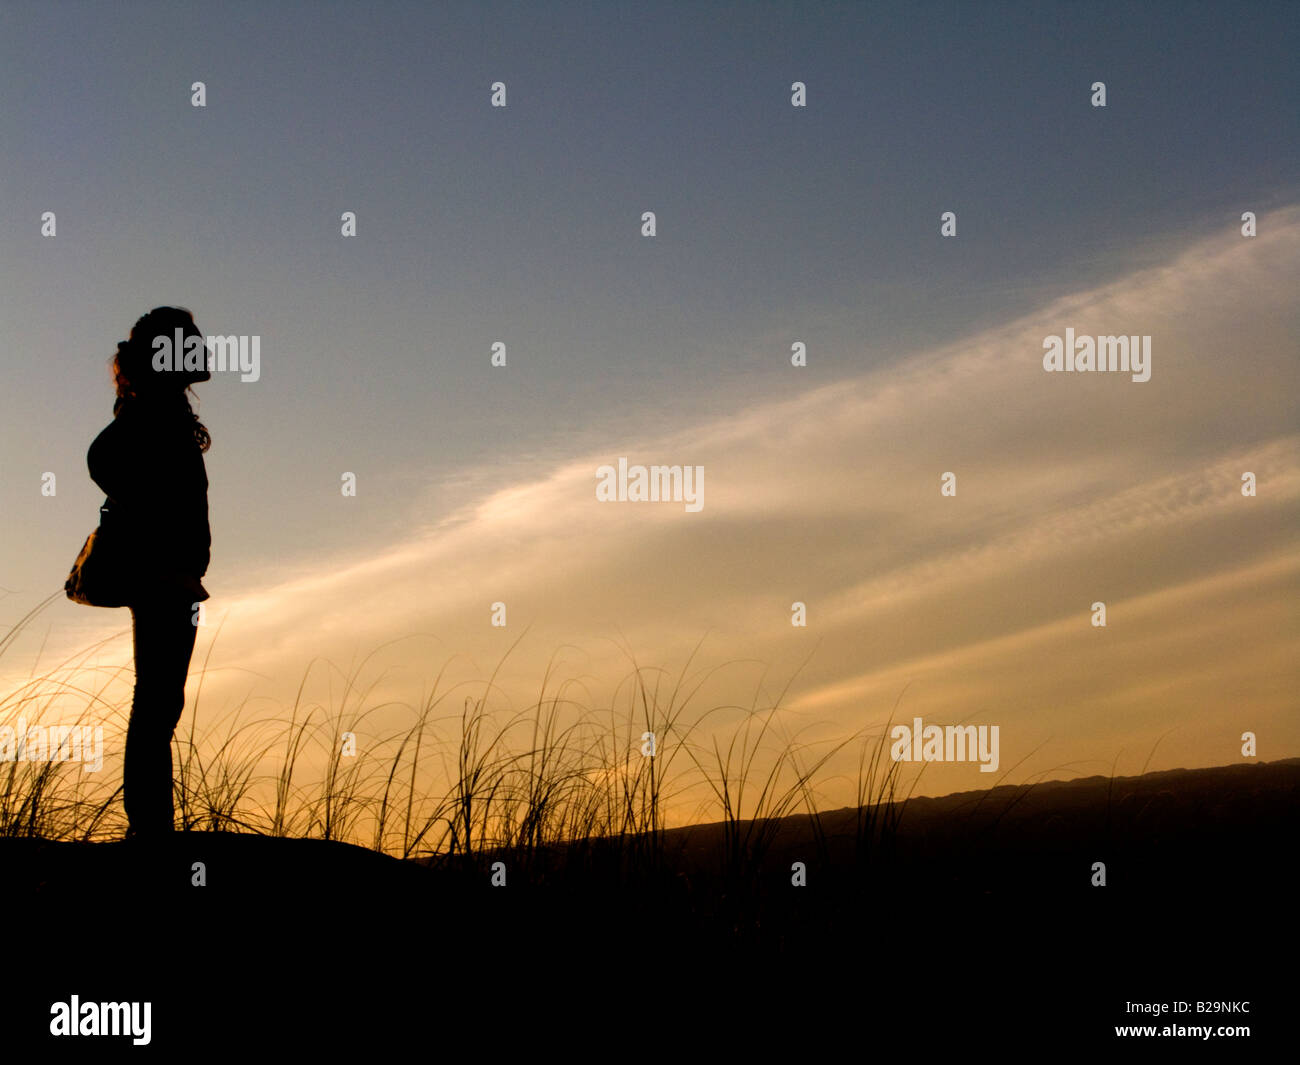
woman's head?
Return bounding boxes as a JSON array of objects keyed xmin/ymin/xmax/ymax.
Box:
[{"xmin": 112, "ymin": 307, "xmax": 211, "ymax": 451}]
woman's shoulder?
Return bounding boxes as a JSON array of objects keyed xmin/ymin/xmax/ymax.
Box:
[{"xmin": 94, "ymin": 402, "xmax": 172, "ymax": 438}]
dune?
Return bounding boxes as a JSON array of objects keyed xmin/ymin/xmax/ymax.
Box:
[{"xmin": 6, "ymin": 758, "xmax": 1293, "ymax": 1052}]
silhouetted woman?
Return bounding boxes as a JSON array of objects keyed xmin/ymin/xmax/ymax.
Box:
[{"xmin": 89, "ymin": 307, "xmax": 212, "ymax": 837}]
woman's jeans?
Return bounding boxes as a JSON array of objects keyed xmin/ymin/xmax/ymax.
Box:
[{"xmin": 125, "ymin": 596, "xmax": 198, "ymax": 833}]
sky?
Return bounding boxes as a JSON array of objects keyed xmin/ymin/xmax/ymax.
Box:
[{"xmin": 1, "ymin": 0, "xmax": 1297, "ymax": 819}]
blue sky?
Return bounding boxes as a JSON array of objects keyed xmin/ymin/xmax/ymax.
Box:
[{"xmin": 1, "ymin": 1, "xmax": 1297, "ymax": 811}]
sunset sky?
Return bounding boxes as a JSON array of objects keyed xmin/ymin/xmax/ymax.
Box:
[{"xmin": 1, "ymin": 1, "xmax": 1296, "ymax": 814}]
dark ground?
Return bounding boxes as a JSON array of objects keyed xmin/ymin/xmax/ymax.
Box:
[{"xmin": 4, "ymin": 758, "xmax": 1296, "ymax": 1055}]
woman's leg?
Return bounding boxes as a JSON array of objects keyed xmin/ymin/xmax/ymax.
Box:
[{"xmin": 124, "ymin": 597, "xmax": 198, "ymax": 834}]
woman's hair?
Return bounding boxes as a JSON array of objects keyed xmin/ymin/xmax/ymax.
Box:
[{"xmin": 111, "ymin": 306, "xmax": 211, "ymax": 452}]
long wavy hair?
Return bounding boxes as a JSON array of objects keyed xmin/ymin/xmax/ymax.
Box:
[{"xmin": 111, "ymin": 306, "xmax": 211, "ymax": 452}]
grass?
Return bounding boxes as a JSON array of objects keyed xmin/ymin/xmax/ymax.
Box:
[
  {"xmin": 0, "ymin": 594, "xmax": 921, "ymax": 900},
  {"xmin": 4, "ymin": 588, "xmax": 1281, "ymax": 966}
]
